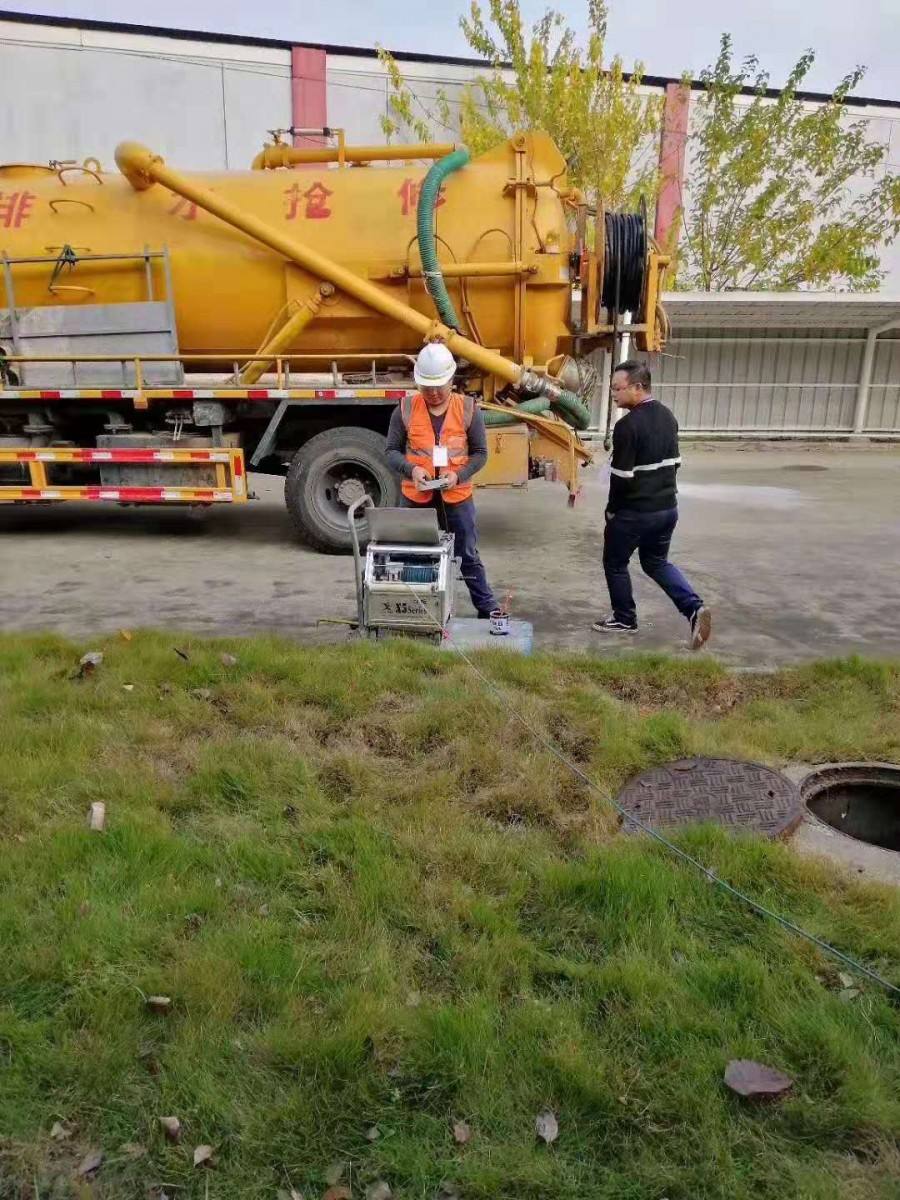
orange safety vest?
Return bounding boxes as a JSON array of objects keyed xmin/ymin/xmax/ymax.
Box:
[{"xmin": 400, "ymin": 391, "xmax": 475, "ymax": 504}]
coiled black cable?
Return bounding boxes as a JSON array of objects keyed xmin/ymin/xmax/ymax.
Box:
[{"xmin": 602, "ymin": 211, "xmax": 646, "ymax": 314}]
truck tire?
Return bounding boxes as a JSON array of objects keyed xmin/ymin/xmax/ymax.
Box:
[{"xmin": 284, "ymin": 426, "xmax": 399, "ymax": 554}]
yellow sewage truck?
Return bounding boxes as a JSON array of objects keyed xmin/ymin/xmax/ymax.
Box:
[{"xmin": 0, "ymin": 129, "xmax": 668, "ymax": 550}]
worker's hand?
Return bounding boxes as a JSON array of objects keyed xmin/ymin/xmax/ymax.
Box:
[
  {"xmin": 411, "ymin": 465, "xmax": 430, "ymax": 489},
  {"xmin": 442, "ymin": 470, "xmax": 459, "ymax": 490}
]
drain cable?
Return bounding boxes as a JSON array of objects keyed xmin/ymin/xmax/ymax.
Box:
[
  {"xmin": 602, "ymin": 211, "xmax": 646, "ymax": 314},
  {"xmin": 392, "ymin": 583, "xmax": 900, "ymax": 999}
]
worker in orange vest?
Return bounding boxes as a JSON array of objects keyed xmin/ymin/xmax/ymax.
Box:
[{"xmin": 385, "ymin": 343, "xmax": 498, "ymax": 618}]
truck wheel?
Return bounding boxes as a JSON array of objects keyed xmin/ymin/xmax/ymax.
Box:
[{"xmin": 284, "ymin": 426, "xmax": 399, "ymax": 554}]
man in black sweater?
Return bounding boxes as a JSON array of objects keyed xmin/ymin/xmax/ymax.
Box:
[{"xmin": 594, "ymin": 359, "xmax": 711, "ymax": 649}]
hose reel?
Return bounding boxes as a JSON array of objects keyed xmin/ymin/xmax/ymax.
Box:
[
  {"xmin": 601, "ymin": 208, "xmax": 647, "ymax": 317},
  {"xmin": 598, "ymin": 199, "xmax": 650, "ymax": 449}
]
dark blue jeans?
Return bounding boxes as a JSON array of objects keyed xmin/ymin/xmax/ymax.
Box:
[
  {"xmin": 401, "ymin": 494, "xmax": 497, "ymax": 616},
  {"xmin": 603, "ymin": 507, "xmax": 702, "ymax": 627}
]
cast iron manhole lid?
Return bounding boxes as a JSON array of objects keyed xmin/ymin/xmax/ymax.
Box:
[{"xmin": 616, "ymin": 758, "xmax": 802, "ymax": 839}]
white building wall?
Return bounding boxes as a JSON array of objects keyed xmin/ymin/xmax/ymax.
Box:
[
  {"xmin": 0, "ymin": 14, "xmax": 897, "ymax": 288},
  {"xmin": 325, "ymin": 53, "xmax": 487, "ymax": 146},
  {"xmin": 0, "ymin": 17, "xmax": 291, "ymax": 171}
]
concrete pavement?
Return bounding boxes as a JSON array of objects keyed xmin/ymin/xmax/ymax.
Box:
[{"xmin": 1, "ymin": 442, "xmax": 898, "ymax": 668}]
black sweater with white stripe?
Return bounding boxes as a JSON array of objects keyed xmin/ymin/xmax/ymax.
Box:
[{"xmin": 607, "ymin": 398, "xmax": 680, "ymax": 513}]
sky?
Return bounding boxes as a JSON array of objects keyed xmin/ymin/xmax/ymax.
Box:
[{"xmin": 2, "ymin": 0, "xmax": 898, "ymax": 100}]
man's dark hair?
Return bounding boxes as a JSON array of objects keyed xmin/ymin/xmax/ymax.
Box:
[{"xmin": 614, "ymin": 360, "xmax": 651, "ymax": 391}]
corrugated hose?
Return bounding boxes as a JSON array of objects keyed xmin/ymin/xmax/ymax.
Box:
[
  {"xmin": 416, "ymin": 146, "xmax": 470, "ymax": 331},
  {"xmin": 417, "ymin": 149, "xmax": 591, "ymax": 431}
]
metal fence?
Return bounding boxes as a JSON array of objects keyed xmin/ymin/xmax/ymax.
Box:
[{"xmin": 653, "ymin": 330, "xmax": 900, "ymax": 437}]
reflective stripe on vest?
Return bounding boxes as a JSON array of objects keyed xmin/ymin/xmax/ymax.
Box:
[{"xmin": 400, "ymin": 392, "xmax": 475, "ymax": 504}]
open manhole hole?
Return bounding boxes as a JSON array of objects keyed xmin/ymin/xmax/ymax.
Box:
[
  {"xmin": 616, "ymin": 758, "xmax": 802, "ymax": 838},
  {"xmin": 802, "ymin": 764, "xmax": 900, "ymax": 852}
]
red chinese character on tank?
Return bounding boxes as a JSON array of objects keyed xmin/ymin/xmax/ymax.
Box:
[
  {"xmin": 0, "ymin": 191, "xmax": 36, "ymax": 229},
  {"xmin": 167, "ymin": 194, "xmax": 198, "ymax": 221},
  {"xmin": 284, "ymin": 180, "xmax": 333, "ymax": 220},
  {"xmin": 397, "ymin": 178, "xmax": 445, "ymax": 217}
]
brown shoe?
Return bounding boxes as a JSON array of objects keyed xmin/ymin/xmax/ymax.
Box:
[{"xmin": 690, "ymin": 606, "xmax": 712, "ymax": 650}]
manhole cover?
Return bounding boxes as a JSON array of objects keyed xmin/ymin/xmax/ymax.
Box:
[
  {"xmin": 802, "ymin": 763, "xmax": 900, "ymax": 852},
  {"xmin": 616, "ymin": 758, "xmax": 802, "ymax": 838}
]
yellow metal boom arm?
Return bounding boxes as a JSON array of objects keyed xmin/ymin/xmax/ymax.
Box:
[{"xmin": 115, "ymin": 141, "xmax": 525, "ymax": 390}]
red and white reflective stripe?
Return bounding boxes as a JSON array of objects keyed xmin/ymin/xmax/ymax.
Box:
[
  {"xmin": 0, "ymin": 446, "xmax": 246, "ymax": 505},
  {"xmin": 232, "ymin": 454, "xmax": 245, "ymax": 495},
  {"xmin": 9, "ymin": 448, "xmax": 235, "ymax": 464},
  {"xmin": 0, "ymin": 387, "xmax": 418, "ymax": 401},
  {"xmin": 4, "ymin": 487, "xmax": 236, "ymax": 503},
  {"xmin": 151, "ymin": 450, "xmax": 232, "ymax": 463}
]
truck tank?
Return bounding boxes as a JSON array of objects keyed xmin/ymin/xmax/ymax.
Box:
[
  {"xmin": 0, "ymin": 134, "xmax": 576, "ymax": 369},
  {"xmin": 0, "ymin": 131, "xmax": 669, "ymax": 551}
]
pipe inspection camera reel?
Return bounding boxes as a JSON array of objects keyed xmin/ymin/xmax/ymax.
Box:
[{"xmin": 348, "ymin": 491, "xmax": 457, "ymax": 643}]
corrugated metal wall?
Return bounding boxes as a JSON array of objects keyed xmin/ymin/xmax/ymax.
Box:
[
  {"xmin": 868, "ymin": 337, "xmax": 900, "ymax": 431},
  {"xmin": 654, "ymin": 332, "xmax": 900, "ymax": 434}
]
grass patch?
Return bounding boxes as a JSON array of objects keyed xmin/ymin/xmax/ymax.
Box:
[{"xmin": 0, "ymin": 632, "xmax": 899, "ymax": 1199}]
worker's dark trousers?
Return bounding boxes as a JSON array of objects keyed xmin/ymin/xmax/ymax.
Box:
[
  {"xmin": 402, "ymin": 494, "xmax": 497, "ymax": 616},
  {"xmin": 603, "ymin": 507, "xmax": 702, "ymax": 628}
]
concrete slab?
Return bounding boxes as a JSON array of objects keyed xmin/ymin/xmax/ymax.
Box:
[
  {"xmin": 443, "ymin": 617, "xmax": 534, "ymax": 654},
  {"xmin": 1, "ymin": 441, "xmax": 898, "ymax": 668},
  {"xmin": 782, "ymin": 763, "xmax": 900, "ymax": 887}
]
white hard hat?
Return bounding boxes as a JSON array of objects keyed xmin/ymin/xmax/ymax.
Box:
[{"xmin": 414, "ymin": 342, "xmax": 456, "ymax": 388}]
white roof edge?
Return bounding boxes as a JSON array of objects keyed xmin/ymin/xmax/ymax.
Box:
[
  {"xmin": 663, "ymin": 291, "xmax": 900, "ymax": 306},
  {"xmin": 660, "ymin": 291, "xmax": 900, "ymax": 330}
]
